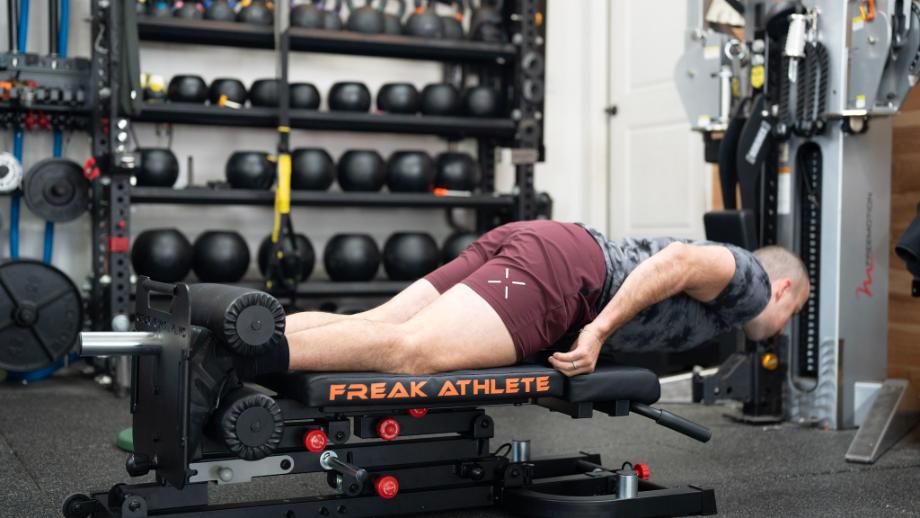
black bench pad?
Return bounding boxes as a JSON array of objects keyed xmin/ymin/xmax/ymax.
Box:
[{"xmin": 269, "ymin": 363, "xmax": 660, "ymax": 408}]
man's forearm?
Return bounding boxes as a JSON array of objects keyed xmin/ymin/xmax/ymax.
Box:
[{"xmin": 589, "ymin": 243, "xmax": 690, "ymax": 339}]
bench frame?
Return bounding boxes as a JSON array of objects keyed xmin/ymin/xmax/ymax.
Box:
[{"xmin": 63, "ymin": 280, "xmax": 717, "ymax": 518}]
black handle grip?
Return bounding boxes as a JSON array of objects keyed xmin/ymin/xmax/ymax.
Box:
[
  {"xmin": 630, "ymin": 402, "xmax": 712, "ymax": 443},
  {"xmin": 327, "ymin": 456, "xmax": 369, "ymax": 487},
  {"xmin": 141, "ymin": 277, "xmax": 178, "ymax": 296}
]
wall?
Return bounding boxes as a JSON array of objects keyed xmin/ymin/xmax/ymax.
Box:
[
  {"xmin": 889, "ymin": 89, "xmax": 920, "ymax": 387},
  {"xmin": 0, "ymin": 0, "xmax": 597, "ymax": 291}
]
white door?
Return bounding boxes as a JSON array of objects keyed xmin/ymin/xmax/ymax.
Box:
[{"xmin": 607, "ymin": 2, "xmax": 709, "ymax": 240}]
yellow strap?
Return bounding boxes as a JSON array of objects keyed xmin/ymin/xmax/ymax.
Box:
[{"xmin": 277, "ymin": 126, "xmax": 291, "ymax": 133}]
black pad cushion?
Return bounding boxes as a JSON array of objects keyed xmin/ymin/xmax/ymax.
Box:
[
  {"xmin": 566, "ymin": 365, "xmax": 660, "ymax": 405},
  {"xmin": 704, "ymin": 210, "xmax": 757, "ymax": 251},
  {"xmin": 270, "ymin": 363, "xmax": 660, "ymax": 407}
]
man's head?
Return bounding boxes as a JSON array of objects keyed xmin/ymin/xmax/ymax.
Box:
[{"xmin": 743, "ymin": 246, "xmax": 811, "ymax": 341}]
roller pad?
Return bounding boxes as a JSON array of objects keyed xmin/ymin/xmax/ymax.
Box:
[
  {"xmin": 210, "ymin": 386, "xmax": 284, "ymax": 461},
  {"xmin": 188, "ymin": 284, "xmax": 285, "ymax": 356}
]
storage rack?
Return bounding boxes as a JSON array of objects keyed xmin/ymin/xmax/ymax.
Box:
[{"xmin": 88, "ymin": 0, "xmax": 547, "ymax": 333}]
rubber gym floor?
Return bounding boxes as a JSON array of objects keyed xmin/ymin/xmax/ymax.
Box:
[{"xmin": 1, "ymin": 367, "xmax": 919, "ymax": 518}]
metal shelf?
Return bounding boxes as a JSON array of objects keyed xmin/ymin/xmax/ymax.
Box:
[
  {"xmin": 236, "ymin": 280, "xmax": 410, "ymax": 297},
  {"xmin": 130, "ymin": 187, "xmax": 514, "ymax": 209},
  {"xmin": 137, "ymin": 16, "xmax": 517, "ymax": 63},
  {"xmin": 131, "ymin": 103, "xmax": 516, "ymax": 139}
]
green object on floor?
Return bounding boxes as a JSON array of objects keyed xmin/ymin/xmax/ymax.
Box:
[
  {"xmin": 116, "ymin": 427, "xmax": 134, "ymax": 453},
  {"xmin": 0, "ymin": 369, "xmax": 6, "ymax": 383}
]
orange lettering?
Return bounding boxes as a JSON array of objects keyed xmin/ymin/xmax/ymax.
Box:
[
  {"xmin": 347, "ymin": 385, "xmax": 368, "ymax": 400},
  {"xmin": 388, "ymin": 382, "xmax": 409, "ymax": 399},
  {"xmin": 329, "ymin": 384, "xmax": 346, "ymax": 401},
  {"xmin": 410, "ymin": 381, "xmax": 428, "ymax": 397},
  {"xmin": 371, "ymin": 382, "xmax": 386, "ymax": 399},
  {"xmin": 521, "ymin": 377, "xmax": 534, "ymax": 392},
  {"xmin": 489, "ymin": 379, "xmax": 504, "ymax": 394},
  {"xmin": 536, "ymin": 376, "xmax": 550, "ymax": 392},
  {"xmin": 506, "ymin": 378, "xmax": 520, "ymax": 393},
  {"xmin": 438, "ymin": 380, "xmax": 459, "ymax": 397},
  {"xmin": 473, "ymin": 379, "xmax": 490, "ymax": 394},
  {"xmin": 455, "ymin": 379, "xmax": 471, "ymax": 395}
]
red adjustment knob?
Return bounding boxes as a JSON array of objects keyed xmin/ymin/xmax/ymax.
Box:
[
  {"xmin": 374, "ymin": 475, "xmax": 399, "ymax": 499},
  {"xmin": 376, "ymin": 418, "xmax": 401, "ymax": 441},
  {"xmin": 303, "ymin": 429, "xmax": 328, "ymax": 453},
  {"xmin": 408, "ymin": 408, "xmax": 428, "ymax": 418},
  {"xmin": 633, "ymin": 463, "xmax": 650, "ymax": 481}
]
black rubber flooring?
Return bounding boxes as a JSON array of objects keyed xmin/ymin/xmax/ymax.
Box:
[{"xmin": 1, "ymin": 367, "xmax": 919, "ymax": 517}]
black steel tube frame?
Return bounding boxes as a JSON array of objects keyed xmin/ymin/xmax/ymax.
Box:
[
  {"xmin": 71, "ymin": 450, "xmax": 716, "ymax": 518},
  {"xmin": 131, "ymin": 103, "xmax": 516, "ymax": 139},
  {"xmin": 136, "ymin": 17, "xmax": 517, "ymax": 62},
  {"xmin": 129, "ymin": 186, "xmax": 515, "ymax": 209}
]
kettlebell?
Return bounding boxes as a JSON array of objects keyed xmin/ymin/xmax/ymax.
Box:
[
  {"xmin": 380, "ymin": 0, "xmax": 405, "ymax": 35},
  {"xmin": 167, "ymin": 75, "xmax": 208, "ymax": 103},
  {"xmin": 290, "ymin": 82, "xmax": 321, "ymax": 109},
  {"xmin": 292, "ymin": 148, "xmax": 335, "ymax": 190},
  {"xmin": 291, "ymin": 0, "xmax": 325, "ymax": 28},
  {"xmin": 337, "ymin": 150, "xmax": 386, "ymax": 191},
  {"xmin": 405, "ymin": 0, "xmax": 443, "ymax": 38},
  {"xmin": 209, "ymin": 78, "xmax": 247, "ymax": 106},
  {"xmin": 249, "ymin": 78, "xmax": 280, "ymax": 107},
  {"xmin": 258, "ymin": 233, "xmax": 316, "ymax": 283},
  {"xmin": 238, "ymin": 0, "xmax": 273, "ymax": 24},
  {"xmin": 420, "ymin": 83, "xmax": 460, "ymax": 115},
  {"xmin": 192, "ymin": 231, "xmax": 251, "ymax": 283},
  {"xmin": 137, "ymin": 148, "xmax": 180, "ymax": 187},
  {"xmin": 324, "ymin": 234, "xmax": 381, "ymax": 281},
  {"xmin": 141, "ymin": 73, "xmax": 167, "ymax": 102},
  {"xmin": 386, "ymin": 150, "xmax": 435, "ymax": 192},
  {"xmin": 441, "ymin": 0, "xmax": 465, "ymax": 39},
  {"xmin": 462, "ymin": 85, "xmax": 503, "ymax": 117},
  {"xmin": 205, "ymin": 0, "xmax": 238, "ymax": 21},
  {"xmin": 469, "ymin": 0, "xmax": 505, "ymax": 42},
  {"xmin": 383, "ymin": 232, "xmax": 439, "ymax": 280},
  {"xmin": 435, "ymin": 152, "xmax": 480, "ymax": 190},
  {"xmin": 226, "ymin": 151, "xmax": 275, "ymax": 189},
  {"xmin": 377, "ymin": 82, "xmax": 420, "ymax": 113},
  {"xmin": 131, "ymin": 228, "xmax": 193, "ymax": 282},
  {"xmin": 173, "ymin": 0, "xmax": 204, "ymax": 18},
  {"xmin": 323, "ymin": 0, "xmax": 345, "ymax": 29},
  {"xmin": 441, "ymin": 231, "xmax": 478, "ymax": 263},
  {"xmin": 146, "ymin": 0, "xmax": 173, "ymax": 17},
  {"xmin": 346, "ymin": 0, "xmax": 385, "ymax": 33},
  {"xmin": 328, "ymin": 82, "xmax": 372, "ymax": 112}
]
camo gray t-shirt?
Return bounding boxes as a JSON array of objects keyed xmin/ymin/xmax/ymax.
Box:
[{"xmin": 579, "ymin": 225, "xmax": 772, "ymax": 352}]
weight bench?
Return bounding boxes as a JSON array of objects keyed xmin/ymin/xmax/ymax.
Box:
[{"xmin": 64, "ymin": 279, "xmax": 717, "ymax": 518}]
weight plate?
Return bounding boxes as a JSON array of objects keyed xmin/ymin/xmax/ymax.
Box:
[
  {"xmin": 0, "ymin": 260, "xmax": 83, "ymax": 372},
  {"xmin": 0, "ymin": 152, "xmax": 24, "ymax": 193},
  {"xmin": 23, "ymin": 158, "xmax": 90, "ymax": 222}
]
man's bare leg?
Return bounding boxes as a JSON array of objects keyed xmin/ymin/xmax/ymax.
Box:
[
  {"xmin": 285, "ymin": 280, "xmax": 441, "ymax": 333},
  {"xmin": 287, "ymin": 283, "xmax": 516, "ymax": 374}
]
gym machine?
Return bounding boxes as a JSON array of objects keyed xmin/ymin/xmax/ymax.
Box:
[
  {"xmin": 63, "ymin": 278, "xmax": 717, "ymax": 518},
  {"xmin": 677, "ymin": 0, "xmax": 920, "ymax": 461},
  {"xmin": 88, "ymin": 0, "xmax": 550, "ymax": 396}
]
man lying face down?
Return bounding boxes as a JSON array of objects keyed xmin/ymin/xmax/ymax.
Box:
[{"xmin": 187, "ymin": 220, "xmax": 809, "ymax": 447}]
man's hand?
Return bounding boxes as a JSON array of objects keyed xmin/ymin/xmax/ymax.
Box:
[{"xmin": 548, "ymin": 326, "xmax": 605, "ymax": 377}]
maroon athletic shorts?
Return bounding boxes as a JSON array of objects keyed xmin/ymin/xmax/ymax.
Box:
[{"xmin": 424, "ymin": 220, "xmax": 607, "ymax": 360}]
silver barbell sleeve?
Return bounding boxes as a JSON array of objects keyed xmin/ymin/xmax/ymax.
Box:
[{"xmin": 79, "ymin": 332, "xmax": 162, "ymax": 357}]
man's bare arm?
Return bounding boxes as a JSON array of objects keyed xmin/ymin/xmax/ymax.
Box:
[
  {"xmin": 550, "ymin": 242, "xmax": 736, "ymax": 376},
  {"xmin": 588, "ymin": 242, "xmax": 736, "ymax": 341}
]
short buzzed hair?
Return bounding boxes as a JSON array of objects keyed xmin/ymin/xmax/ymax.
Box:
[{"xmin": 753, "ymin": 246, "xmax": 809, "ymax": 291}]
